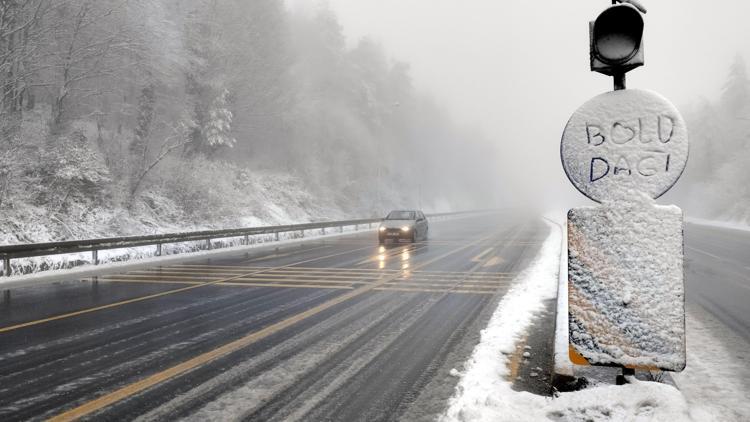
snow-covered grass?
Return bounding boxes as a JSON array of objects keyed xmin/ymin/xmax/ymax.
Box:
[{"xmin": 440, "ymin": 219, "xmax": 715, "ymax": 422}]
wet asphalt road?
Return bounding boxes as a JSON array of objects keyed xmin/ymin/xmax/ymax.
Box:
[
  {"xmin": 685, "ymin": 223, "xmax": 750, "ymax": 342},
  {"xmin": 0, "ymin": 212, "xmax": 551, "ymax": 421}
]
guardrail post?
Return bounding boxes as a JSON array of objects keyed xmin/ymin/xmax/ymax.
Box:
[
  {"xmin": 369, "ymin": 222, "xmax": 372, "ymax": 229},
  {"xmin": 92, "ymin": 249, "xmax": 99, "ymax": 265},
  {"xmin": 339, "ymin": 226, "xmax": 344, "ymax": 233},
  {"xmin": 206, "ymin": 239, "xmax": 212, "ymax": 250},
  {"xmin": 156, "ymin": 243, "xmax": 162, "ymax": 256},
  {"xmin": 275, "ymin": 231, "xmax": 280, "ymax": 241},
  {"xmin": 355, "ymin": 224, "xmax": 358, "ymax": 231},
  {"xmin": 244, "ymin": 235, "xmax": 249, "ymax": 245},
  {"xmin": 2, "ymin": 257, "xmax": 9, "ymax": 277},
  {"xmin": 321, "ymin": 227, "xmax": 326, "ymax": 235},
  {"xmin": 300, "ymin": 230, "xmax": 305, "ymax": 238}
]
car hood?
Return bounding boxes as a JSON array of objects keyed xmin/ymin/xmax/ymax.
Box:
[{"xmin": 380, "ymin": 220, "xmax": 415, "ymax": 229}]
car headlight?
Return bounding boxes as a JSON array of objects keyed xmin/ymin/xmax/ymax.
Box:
[
  {"xmin": 401, "ymin": 226, "xmax": 411, "ymax": 232},
  {"xmin": 379, "ymin": 226, "xmax": 386, "ymax": 232}
]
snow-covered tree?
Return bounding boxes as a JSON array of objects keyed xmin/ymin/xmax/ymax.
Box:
[
  {"xmin": 720, "ymin": 54, "xmax": 750, "ymax": 117},
  {"xmin": 203, "ymin": 89, "xmax": 235, "ymax": 149}
]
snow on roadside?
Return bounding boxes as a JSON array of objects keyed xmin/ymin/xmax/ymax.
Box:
[
  {"xmin": 685, "ymin": 217, "xmax": 750, "ymax": 233},
  {"xmin": 440, "ymin": 220, "xmax": 701, "ymax": 422},
  {"xmin": 672, "ymin": 302, "xmax": 750, "ymax": 421}
]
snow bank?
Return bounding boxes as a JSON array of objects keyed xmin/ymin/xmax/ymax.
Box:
[
  {"xmin": 440, "ymin": 220, "xmax": 560, "ymax": 421},
  {"xmin": 441, "ymin": 219, "xmax": 700, "ymax": 422}
]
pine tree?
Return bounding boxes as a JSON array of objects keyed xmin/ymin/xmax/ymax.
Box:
[
  {"xmin": 720, "ymin": 54, "xmax": 750, "ymax": 116},
  {"xmin": 203, "ymin": 89, "xmax": 235, "ymax": 150}
]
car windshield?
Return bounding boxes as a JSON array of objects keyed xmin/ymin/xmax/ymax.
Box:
[{"xmin": 386, "ymin": 211, "xmax": 415, "ymax": 220}]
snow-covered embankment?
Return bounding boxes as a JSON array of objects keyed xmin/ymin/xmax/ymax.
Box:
[{"xmin": 440, "ymin": 220, "xmax": 698, "ymax": 422}]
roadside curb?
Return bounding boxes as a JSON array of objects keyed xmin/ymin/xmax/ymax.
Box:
[{"xmin": 543, "ymin": 217, "xmax": 576, "ymax": 390}]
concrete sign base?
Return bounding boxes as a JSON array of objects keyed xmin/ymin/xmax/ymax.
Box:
[{"xmin": 567, "ymin": 196, "xmax": 686, "ymax": 371}]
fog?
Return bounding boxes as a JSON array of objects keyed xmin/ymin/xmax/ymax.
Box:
[
  {"xmin": 325, "ymin": 0, "xmax": 750, "ymax": 214},
  {"xmin": 2, "ymin": 1, "xmax": 750, "ymax": 246}
]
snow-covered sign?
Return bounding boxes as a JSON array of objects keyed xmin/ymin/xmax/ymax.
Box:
[
  {"xmin": 562, "ymin": 88, "xmax": 688, "ymax": 371},
  {"xmin": 567, "ymin": 197, "xmax": 686, "ymax": 371},
  {"xmin": 561, "ymin": 89, "xmax": 688, "ymax": 203}
]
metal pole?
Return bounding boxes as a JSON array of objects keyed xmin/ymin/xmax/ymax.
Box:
[
  {"xmin": 206, "ymin": 239, "xmax": 212, "ymax": 250},
  {"xmin": 156, "ymin": 243, "xmax": 162, "ymax": 256},
  {"xmin": 614, "ymin": 72, "xmax": 626, "ymax": 91},
  {"xmin": 300, "ymin": 230, "xmax": 305, "ymax": 238},
  {"xmin": 244, "ymin": 235, "xmax": 249, "ymax": 245},
  {"xmin": 275, "ymin": 231, "xmax": 280, "ymax": 241},
  {"xmin": 321, "ymin": 227, "xmax": 326, "ymax": 235},
  {"xmin": 92, "ymin": 249, "xmax": 98, "ymax": 265},
  {"xmin": 3, "ymin": 257, "xmax": 10, "ymax": 277},
  {"xmin": 616, "ymin": 367, "xmax": 635, "ymax": 385},
  {"xmin": 339, "ymin": 226, "xmax": 344, "ymax": 233}
]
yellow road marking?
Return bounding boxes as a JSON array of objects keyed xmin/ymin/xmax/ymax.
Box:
[
  {"xmin": 508, "ymin": 336, "xmax": 528, "ymax": 380},
  {"xmin": 101, "ymin": 273, "xmax": 383, "ymax": 282},
  {"xmin": 470, "ymin": 247, "xmax": 494, "ymax": 262},
  {"xmin": 147, "ymin": 266, "xmax": 515, "ymax": 280},
  {"xmin": 118, "ymin": 271, "xmax": 513, "ymax": 284},
  {"xmin": 48, "ymin": 232, "xmax": 496, "ymax": 421},
  {"xmin": 167, "ymin": 263, "xmax": 514, "ymax": 276},
  {"xmin": 0, "ymin": 245, "xmax": 375, "ymax": 334},
  {"xmin": 482, "ymin": 256, "xmax": 506, "ymax": 268},
  {"xmin": 373, "ymin": 287, "xmax": 495, "ymax": 295},
  {"xmin": 95, "ymin": 278, "xmax": 499, "ymax": 295},
  {"xmin": 383, "ymin": 282, "xmax": 502, "ymax": 291},
  {"xmin": 126, "ymin": 271, "xmax": 385, "ymax": 281},
  {"xmin": 98, "ymin": 277, "xmax": 370, "ymax": 287},
  {"xmin": 388, "ymin": 281, "xmax": 508, "ymax": 289},
  {"xmin": 241, "ymin": 244, "xmax": 333, "ymax": 263},
  {"xmin": 98, "ymin": 276, "xmax": 509, "ymax": 289}
]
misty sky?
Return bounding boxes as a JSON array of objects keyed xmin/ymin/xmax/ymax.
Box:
[{"xmin": 322, "ymin": 0, "xmax": 750, "ymax": 209}]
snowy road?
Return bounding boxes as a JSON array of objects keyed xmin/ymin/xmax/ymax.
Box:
[
  {"xmin": 0, "ymin": 212, "xmax": 551, "ymax": 421},
  {"xmin": 685, "ymin": 223, "xmax": 750, "ymax": 341}
]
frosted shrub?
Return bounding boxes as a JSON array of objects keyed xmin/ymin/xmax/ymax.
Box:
[{"xmin": 157, "ymin": 156, "xmax": 243, "ymax": 225}]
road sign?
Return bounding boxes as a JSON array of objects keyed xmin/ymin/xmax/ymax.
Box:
[
  {"xmin": 561, "ymin": 89, "xmax": 688, "ymax": 203},
  {"xmin": 562, "ymin": 2, "xmax": 688, "ymax": 375},
  {"xmin": 563, "ymin": 89, "xmax": 688, "ymax": 371},
  {"xmin": 567, "ymin": 201, "xmax": 686, "ymax": 371}
]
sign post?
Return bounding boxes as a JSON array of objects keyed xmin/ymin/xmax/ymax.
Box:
[{"xmin": 561, "ymin": 1, "xmax": 687, "ymax": 383}]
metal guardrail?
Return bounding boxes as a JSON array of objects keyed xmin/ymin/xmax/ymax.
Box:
[{"xmin": 0, "ymin": 212, "xmax": 469, "ymax": 277}]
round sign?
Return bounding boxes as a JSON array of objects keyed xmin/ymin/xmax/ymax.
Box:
[{"xmin": 561, "ymin": 89, "xmax": 688, "ymax": 203}]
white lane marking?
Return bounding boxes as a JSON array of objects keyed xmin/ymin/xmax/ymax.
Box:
[{"xmin": 685, "ymin": 246, "xmax": 726, "ymax": 262}]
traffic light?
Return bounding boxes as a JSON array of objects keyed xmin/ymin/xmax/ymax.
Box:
[{"xmin": 590, "ymin": 3, "xmax": 645, "ymax": 77}]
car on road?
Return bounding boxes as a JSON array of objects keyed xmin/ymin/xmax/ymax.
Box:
[{"xmin": 378, "ymin": 210, "xmax": 428, "ymax": 243}]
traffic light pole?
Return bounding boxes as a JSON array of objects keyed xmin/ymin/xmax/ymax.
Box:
[
  {"xmin": 611, "ymin": 0, "xmax": 626, "ymax": 90},
  {"xmin": 613, "ymin": 72, "xmax": 626, "ymax": 91}
]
